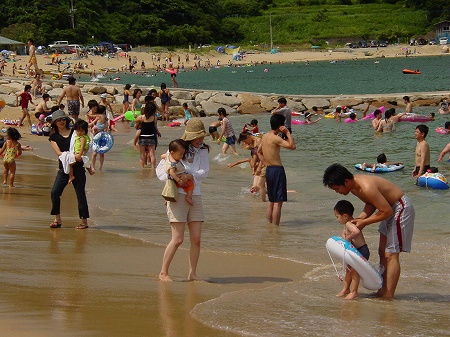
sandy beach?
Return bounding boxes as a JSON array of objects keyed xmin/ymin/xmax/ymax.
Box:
[{"xmin": 0, "ymin": 42, "xmax": 448, "ymax": 122}]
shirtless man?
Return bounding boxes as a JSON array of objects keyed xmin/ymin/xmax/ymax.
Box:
[
  {"xmin": 257, "ymin": 114, "xmax": 296, "ymax": 226},
  {"xmin": 26, "ymin": 39, "xmax": 39, "ymax": 77},
  {"xmin": 403, "ymin": 96, "xmax": 413, "ymax": 113},
  {"xmin": 323, "ymin": 163, "xmax": 415, "ymax": 300},
  {"xmin": 412, "ymin": 124, "xmax": 430, "ymax": 182},
  {"xmin": 58, "ymin": 76, "xmax": 84, "ymax": 120},
  {"xmin": 34, "ymin": 93, "xmax": 52, "ymax": 117}
]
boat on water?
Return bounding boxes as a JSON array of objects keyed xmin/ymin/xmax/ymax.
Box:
[{"xmin": 402, "ymin": 68, "xmax": 421, "ymax": 74}]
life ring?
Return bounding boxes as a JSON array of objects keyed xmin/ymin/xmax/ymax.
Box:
[
  {"xmin": 436, "ymin": 127, "xmax": 449, "ymax": 134},
  {"xmin": 292, "ymin": 119, "xmax": 306, "ymax": 125},
  {"xmin": 165, "ymin": 68, "xmax": 177, "ymax": 75},
  {"xmin": 344, "ymin": 118, "xmax": 358, "ymax": 123},
  {"xmin": 326, "ymin": 236, "xmax": 383, "ymax": 290},
  {"xmin": 91, "ymin": 132, "xmax": 114, "ymax": 154},
  {"xmin": 361, "ymin": 106, "xmax": 386, "ymax": 120},
  {"xmin": 417, "ymin": 172, "xmax": 449, "ymax": 190},
  {"xmin": 355, "ymin": 163, "xmax": 405, "ymax": 173},
  {"xmin": 168, "ymin": 121, "xmax": 181, "ymax": 127},
  {"xmin": 399, "ymin": 114, "xmax": 431, "ymax": 123},
  {"xmin": 124, "ymin": 110, "xmax": 141, "ymax": 121}
]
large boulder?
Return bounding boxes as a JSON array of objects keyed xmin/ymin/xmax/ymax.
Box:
[
  {"xmin": 260, "ymin": 96, "xmax": 277, "ymax": 111},
  {"xmin": 301, "ymin": 98, "xmax": 330, "ymax": 109},
  {"xmin": 237, "ymin": 93, "xmax": 261, "ymax": 106},
  {"xmin": 195, "ymin": 92, "xmax": 214, "ymax": 104},
  {"xmin": 104, "ymin": 86, "xmax": 118, "ymax": 95},
  {"xmin": 329, "ymin": 97, "xmax": 363, "ymax": 108},
  {"xmin": 47, "ymin": 88, "xmax": 64, "ymax": 99},
  {"xmin": 209, "ymin": 93, "xmax": 241, "ymax": 106},
  {"xmin": 88, "ymin": 86, "xmax": 107, "ymax": 95},
  {"xmin": 4, "ymin": 94, "xmax": 17, "ymax": 107},
  {"xmin": 200, "ymin": 101, "xmax": 236, "ymax": 115},
  {"xmin": 0, "ymin": 82, "xmax": 24, "ymax": 94},
  {"xmin": 237, "ymin": 103, "xmax": 267, "ymax": 114},
  {"xmin": 171, "ymin": 90, "xmax": 194, "ymax": 100}
]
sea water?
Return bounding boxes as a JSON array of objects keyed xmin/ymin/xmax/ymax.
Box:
[
  {"xmin": 81, "ymin": 55, "xmax": 450, "ymax": 95},
  {"xmin": 79, "ymin": 112, "xmax": 450, "ymax": 336}
]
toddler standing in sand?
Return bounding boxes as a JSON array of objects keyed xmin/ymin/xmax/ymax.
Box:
[
  {"xmin": 0, "ymin": 127, "xmax": 22, "ymax": 187},
  {"xmin": 333, "ymin": 200, "xmax": 370, "ymax": 300},
  {"xmin": 163, "ymin": 139, "xmax": 195, "ymax": 206}
]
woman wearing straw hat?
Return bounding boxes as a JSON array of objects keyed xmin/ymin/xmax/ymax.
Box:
[
  {"xmin": 48, "ymin": 110, "xmax": 90, "ymax": 229},
  {"xmin": 157, "ymin": 117, "xmax": 210, "ymax": 281}
]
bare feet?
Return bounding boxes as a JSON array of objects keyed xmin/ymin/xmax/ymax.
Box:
[
  {"xmin": 344, "ymin": 292, "xmax": 358, "ymax": 300},
  {"xmin": 87, "ymin": 168, "xmax": 95, "ymax": 176},
  {"xmin": 159, "ymin": 273, "xmax": 173, "ymax": 282},
  {"xmin": 336, "ymin": 289, "xmax": 350, "ymax": 297},
  {"xmin": 188, "ymin": 273, "xmax": 202, "ymax": 281},
  {"xmin": 185, "ymin": 196, "xmax": 194, "ymax": 206}
]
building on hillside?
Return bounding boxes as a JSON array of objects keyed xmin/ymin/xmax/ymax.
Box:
[{"xmin": 435, "ymin": 21, "xmax": 450, "ymax": 39}]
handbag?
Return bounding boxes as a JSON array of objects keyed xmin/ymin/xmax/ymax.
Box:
[{"xmin": 162, "ymin": 178, "xmax": 178, "ymax": 202}]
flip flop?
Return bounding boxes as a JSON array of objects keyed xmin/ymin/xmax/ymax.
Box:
[
  {"xmin": 50, "ymin": 221, "xmax": 62, "ymax": 228},
  {"xmin": 76, "ymin": 224, "xmax": 89, "ymax": 229}
]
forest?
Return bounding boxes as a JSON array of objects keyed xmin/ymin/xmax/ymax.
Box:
[{"xmin": 0, "ymin": 0, "xmax": 448, "ymax": 48}]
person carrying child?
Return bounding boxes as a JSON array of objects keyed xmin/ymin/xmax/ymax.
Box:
[
  {"xmin": 361, "ymin": 153, "xmax": 403, "ymax": 172},
  {"xmin": 0, "ymin": 127, "xmax": 22, "ymax": 187},
  {"xmin": 333, "ymin": 200, "xmax": 370, "ymax": 300},
  {"xmin": 59, "ymin": 120, "xmax": 94, "ymax": 184},
  {"xmin": 163, "ymin": 139, "xmax": 195, "ymax": 206}
]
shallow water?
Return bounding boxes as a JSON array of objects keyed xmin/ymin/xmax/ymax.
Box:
[
  {"xmin": 81, "ymin": 55, "xmax": 450, "ymax": 95},
  {"xmin": 87, "ymin": 112, "xmax": 449, "ymax": 336},
  {"xmin": 2, "ymin": 108, "xmax": 449, "ymax": 336}
]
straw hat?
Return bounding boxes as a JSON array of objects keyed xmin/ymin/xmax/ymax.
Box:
[{"xmin": 181, "ymin": 118, "xmax": 208, "ymax": 141}]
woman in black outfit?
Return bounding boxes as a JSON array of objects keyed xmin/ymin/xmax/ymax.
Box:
[{"xmin": 48, "ymin": 110, "xmax": 90, "ymax": 229}]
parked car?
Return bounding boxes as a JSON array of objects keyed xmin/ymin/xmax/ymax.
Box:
[
  {"xmin": 429, "ymin": 40, "xmax": 436, "ymax": 45},
  {"xmin": 369, "ymin": 40, "xmax": 379, "ymax": 47},
  {"xmin": 439, "ymin": 37, "xmax": 448, "ymax": 45},
  {"xmin": 417, "ymin": 38, "xmax": 428, "ymax": 45},
  {"xmin": 48, "ymin": 40, "xmax": 69, "ymax": 48},
  {"xmin": 345, "ymin": 42, "xmax": 359, "ymax": 48},
  {"xmin": 378, "ymin": 40, "xmax": 387, "ymax": 47},
  {"xmin": 358, "ymin": 41, "xmax": 368, "ymax": 48}
]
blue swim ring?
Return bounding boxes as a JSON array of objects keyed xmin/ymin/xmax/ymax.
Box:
[{"xmin": 92, "ymin": 132, "xmax": 114, "ymax": 154}]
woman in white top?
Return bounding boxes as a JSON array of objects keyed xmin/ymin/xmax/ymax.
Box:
[{"xmin": 157, "ymin": 118, "xmax": 210, "ymax": 282}]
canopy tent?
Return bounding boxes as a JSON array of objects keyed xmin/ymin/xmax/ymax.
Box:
[{"xmin": 0, "ymin": 36, "xmax": 25, "ymax": 45}]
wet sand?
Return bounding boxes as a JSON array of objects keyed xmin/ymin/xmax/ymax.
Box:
[{"xmin": 0, "ymin": 124, "xmax": 311, "ymax": 337}]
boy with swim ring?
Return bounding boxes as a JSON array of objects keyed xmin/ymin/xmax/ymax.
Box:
[
  {"xmin": 333, "ymin": 200, "xmax": 370, "ymax": 300},
  {"xmin": 361, "ymin": 153, "xmax": 403, "ymax": 172}
]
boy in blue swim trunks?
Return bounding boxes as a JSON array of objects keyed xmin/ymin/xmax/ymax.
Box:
[
  {"xmin": 334, "ymin": 200, "xmax": 370, "ymax": 300},
  {"xmin": 257, "ymin": 114, "xmax": 296, "ymax": 226}
]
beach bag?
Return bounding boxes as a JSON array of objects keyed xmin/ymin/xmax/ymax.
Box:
[{"xmin": 162, "ymin": 178, "xmax": 178, "ymax": 202}]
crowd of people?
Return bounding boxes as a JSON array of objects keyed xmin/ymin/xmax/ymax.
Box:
[{"xmin": 3, "ymin": 73, "xmax": 450, "ymax": 302}]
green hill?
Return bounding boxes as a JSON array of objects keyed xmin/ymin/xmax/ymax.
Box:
[{"xmin": 0, "ymin": 0, "xmax": 447, "ymax": 48}]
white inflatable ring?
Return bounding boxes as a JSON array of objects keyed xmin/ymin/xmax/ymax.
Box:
[{"xmin": 92, "ymin": 132, "xmax": 114, "ymax": 154}]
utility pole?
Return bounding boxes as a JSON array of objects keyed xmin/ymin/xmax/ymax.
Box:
[
  {"xmin": 70, "ymin": 0, "xmax": 76, "ymax": 29},
  {"xmin": 269, "ymin": 14, "xmax": 273, "ymax": 51}
]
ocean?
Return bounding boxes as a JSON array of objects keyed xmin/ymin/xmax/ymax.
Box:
[
  {"xmin": 81, "ymin": 55, "xmax": 450, "ymax": 95},
  {"xmin": 1, "ymin": 55, "xmax": 449, "ymax": 335}
]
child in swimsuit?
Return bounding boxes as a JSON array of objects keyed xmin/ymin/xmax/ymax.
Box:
[
  {"xmin": 89, "ymin": 105, "xmax": 109, "ymax": 171},
  {"xmin": 361, "ymin": 153, "xmax": 403, "ymax": 172},
  {"xmin": 163, "ymin": 139, "xmax": 194, "ymax": 206},
  {"xmin": 0, "ymin": 127, "xmax": 22, "ymax": 187},
  {"xmin": 333, "ymin": 200, "xmax": 370, "ymax": 300},
  {"xmin": 68, "ymin": 120, "xmax": 94, "ymax": 184}
]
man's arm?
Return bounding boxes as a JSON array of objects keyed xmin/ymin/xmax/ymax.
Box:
[
  {"xmin": 352, "ymin": 190, "xmax": 393, "ymax": 230},
  {"xmin": 438, "ymin": 143, "xmax": 450, "ymax": 162},
  {"xmin": 58, "ymin": 88, "xmax": 66, "ymax": 105},
  {"xmin": 78, "ymin": 88, "xmax": 84, "ymax": 107},
  {"xmin": 279, "ymin": 126, "xmax": 296, "ymax": 150}
]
